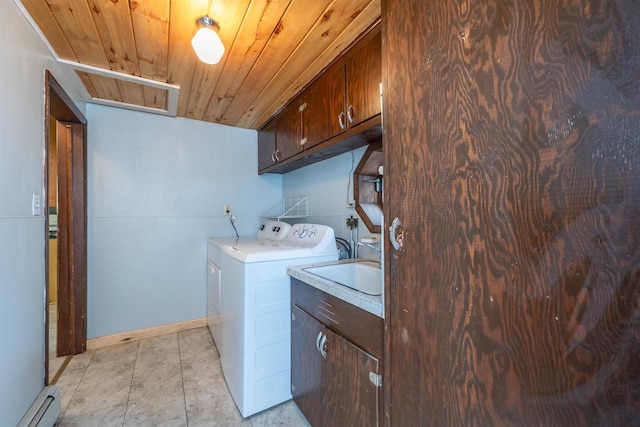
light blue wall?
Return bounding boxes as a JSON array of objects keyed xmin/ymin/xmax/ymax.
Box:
[
  {"xmin": 281, "ymin": 146, "xmax": 382, "ymax": 259},
  {"xmin": 86, "ymin": 105, "xmax": 282, "ymax": 338},
  {"xmin": 0, "ymin": 2, "xmax": 86, "ymax": 425}
]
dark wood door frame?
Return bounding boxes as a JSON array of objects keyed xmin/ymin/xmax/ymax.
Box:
[{"xmin": 44, "ymin": 71, "xmax": 87, "ymax": 385}]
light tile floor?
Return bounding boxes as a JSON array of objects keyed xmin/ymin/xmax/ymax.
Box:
[
  {"xmin": 53, "ymin": 327, "xmax": 310, "ymax": 427},
  {"xmin": 49, "ymin": 304, "xmax": 70, "ymax": 380}
]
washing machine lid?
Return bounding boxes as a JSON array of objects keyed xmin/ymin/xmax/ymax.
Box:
[
  {"xmin": 222, "ymin": 242, "xmax": 320, "ymax": 263},
  {"xmin": 212, "ymin": 223, "xmax": 338, "ymax": 263}
]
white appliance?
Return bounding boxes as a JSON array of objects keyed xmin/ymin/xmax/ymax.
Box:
[{"xmin": 207, "ymin": 221, "xmax": 338, "ymax": 418}]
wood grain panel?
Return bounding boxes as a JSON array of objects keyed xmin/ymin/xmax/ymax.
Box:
[
  {"xmin": 232, "ymin": 0, "xmax": 377, "ymax": 128},
  {"xmin": 202, "ymin": 0, "xmax": 291, "ymax": 123},
  {"xmin": 183, "ymin": 0, "xmax": 253, "ymax": 121},
  {"xmin": 116, "ymin": 80, "xmax": 145, "ymax": 107},
  {"xmin": 21, "ymin": 0, "xmax": 78, "ymax": 59},
  {"xmin": 383, "ymin": 0, "xmax": 640, "ymax": 425},
  {"xmin": 45, "ymin": 0, "xmax": 111, "ymax": 68},
  {"xmin": 220, "ymin": 0, "xmax": 335, "ymax": 126},
  {"xmin": 292, "ymin": 278, "xmax": 384, "ymax": 358},
  {"xmin": 291, "ymin": 305, "xmax": 325, "ymax": 427},
  {"xmin": 87, "ymin": 74, "xmax": 122, "ymax": 102},
  {"xmin": 88, "ymin": 0, "xmax": 139, "ymax": 75},
  {"xmin": 324, "ymin": 328, "xmax": 379, "ymax": 427},
  {"xmin": 167, "ymin": 0, "xmax": 209, "ymax": 116},
  {"xmin": 248, "ymin": 0, "xmax": 381, "ymax": 129},
  {"xmin": 131, "ymin": 7, "xmax": 168, "ymax": 81},
  {"xmin": 75, "ymin": 71, "xmax": 97, "ymax": 97}
]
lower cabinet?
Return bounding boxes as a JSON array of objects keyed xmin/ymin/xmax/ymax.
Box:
[{"xmin": 291, "ymin": 305, "xmax": 380, "ymax": 427}]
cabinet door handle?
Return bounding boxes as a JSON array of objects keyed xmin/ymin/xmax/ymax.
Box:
[
  {"xmin": 347, "ymin": 104, "xmax": 354, "ymax": 123},
  {"xmin": 338, "ymin": 112, "xmax": 346, "ymax": 130},
  {"xmin": 300, "ymin": 137, "xmax": 308, "ymax": 146},
  {"xmin": 319, "ymin": 334, "xmax": 328, "ymax": 358},
  {"xmin": 274, "ymin": 149, "xmax": 280, "ymax": 161},
  {"xmin": 271, "ymin": 152, "xmax": 276, "ymax": 162},
  {"xmin": 389, "ymin": 217, "xmax": 404, "ymax": 251},
  {"xmin": 315, "ymin": 331, "xmax": 323, "ymax": 353}
]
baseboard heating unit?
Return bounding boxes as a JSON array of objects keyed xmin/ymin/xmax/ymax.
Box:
[{"xmin": 17, "ymin": 385, "xmax": 61, "ymax": 427}]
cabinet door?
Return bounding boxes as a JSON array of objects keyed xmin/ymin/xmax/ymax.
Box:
[
  {"xmin": 324, "ymin": 328, "xmax": 380, "ymax": 427},
  {"xmin": 303, "ymin": 63, "xmax": 346, "ymax": 148},
  {"xmin": 345, "ymin": 30, "xmax": 382, "ymax": 128},
  {"xmin": 257, "ymin": 119, "xmax": 277, "ymax": 171},
  {"xmin": 291, "ymin": 306, "xmax": 325, "ymax": 427},
  {"xmin": 275, "ymin": 101, "xmax": 304, "ymax": 162}
]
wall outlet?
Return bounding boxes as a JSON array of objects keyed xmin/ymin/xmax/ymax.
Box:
[{"xmin": 224, "ymin": 204, "xmax": 231, "ymax": 215}]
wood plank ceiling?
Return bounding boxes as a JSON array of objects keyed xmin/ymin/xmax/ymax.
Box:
[{"xmin": 21, "ymin": 0, "xmax": 381, "ymax": 129}]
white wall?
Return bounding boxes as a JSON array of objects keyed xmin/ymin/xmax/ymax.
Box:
[
  {"xmin": 282, "ymin": 146, "xmax": 382, "ymax": 259},
  {"xmin": 87, "ymin": 104, "xmax": 282, "ymax": 338},
  {"xmin": 0, "ymin": 2, "xmax": 86, "ymax": 425}
]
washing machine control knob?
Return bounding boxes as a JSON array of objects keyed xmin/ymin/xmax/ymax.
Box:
[{"xmin": 299, "ymin": 229, "xmax": 308, "ymax": 238}]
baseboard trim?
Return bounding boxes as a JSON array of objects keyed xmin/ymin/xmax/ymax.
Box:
[{"xmin": 87, "ymin": 317, "xmax": 208, "ymax": 350}]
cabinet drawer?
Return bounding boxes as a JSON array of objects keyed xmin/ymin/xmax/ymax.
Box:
[{"xmin": 291, "ymin": 278, "xmax": 383, "ymax": 358}]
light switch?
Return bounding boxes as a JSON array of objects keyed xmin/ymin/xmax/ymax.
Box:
[{"xmin": 32, "ymin": 193, "xmax": 41, "ymax": 216}]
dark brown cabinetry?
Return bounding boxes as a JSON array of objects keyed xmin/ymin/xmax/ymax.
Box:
[
  {"xmin": 301, "ymin": 63, "xmax": 346, "ymax": 150},
  {"xmin": 257, "ymin": 23, "xmax": 382, "ymax": 174},
  {"xmin": 257, "ymin": 119, "xmax": 276, "ymax": 171},
  {"xmin": 344, "ymin": 29, "xmax": 382, "ymax": 129},
  {"xmin": 291, "ymin": 278, "xmax": 382, "ymax": 427},
  {"xmin": 383, "ymin": 0, "xmax": 640, "ymax": 426}
]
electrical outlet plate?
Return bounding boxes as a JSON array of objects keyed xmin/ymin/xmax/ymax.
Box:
[{"xmin": 224, "ymin": 204, "xmax": 231, "ymax": 215}]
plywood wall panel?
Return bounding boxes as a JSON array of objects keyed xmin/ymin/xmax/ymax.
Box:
[
  {"xmin": 45, "ymin": 0, "xmax": 110, "ymax": 68},
  {"xmin": 88, "ymin": 0, "xmax": 140, "ymax": 75},
  {"xmin": 183, "ymin": 0, "xmax": 252, "ymax": 121},
  {"xmin": 131, "ymin": 3, "xmax": 169, "ymax": 81},
  {"xmin": 234, "ymin": 0, "xmax": 377, "ymax": 129},
  {"xmin": 202, "ymin": 0, "xmax": 292, "ymax": 123},
  {"xmin": 219, "ymin": 0, "xmax": 334, "ymax": 126},
  {"xmin": 383, "ymin": 0, "xmax": 640, "ymax": 425}
]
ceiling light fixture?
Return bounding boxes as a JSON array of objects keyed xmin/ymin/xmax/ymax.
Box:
[{"xmin": 191, "ymin": 16, "xmax": 225, "ymax": 65}]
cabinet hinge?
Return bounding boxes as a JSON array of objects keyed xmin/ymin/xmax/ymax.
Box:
[
  {"xmin": 369, "ymin": 372, "xmax": 382, "ymax": 388},
  {"xmin": 291, "ymin": 383, "xmax": 296, "ymax": 393},
  {"xmin": 291, "ymin": 311, "xmax": 296, "ymax": 321}
]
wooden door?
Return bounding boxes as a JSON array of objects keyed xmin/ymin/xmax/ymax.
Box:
[
  {"xmin": 324, "ymin": 328, "xmax": 379, "ymax": 427},
  {"xmin": 257, "ymin": 118, "xmax": 277, "ymax": 171},
  {"xmin": 56, "ymin": 121, "xmax": 87, "ymax": 357},
  {"xmin": 383, "ymin": 0, "xmax": 640, "ymax": 425},
  {"xmin": 275, "ymin": 101, "xmax": 303, "ymax": 162},
  {"xmin": 303, "ymin": 62, "xmax": 346, "ymax": 148},
  {"xmin": 291, "ymin": 305, "xmax": 325, "ymax": 427},
  {"xmin": 345, "ymin": 28, "xmax": 381, "ymax": 128}
]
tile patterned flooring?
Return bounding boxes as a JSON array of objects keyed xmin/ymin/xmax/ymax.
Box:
[{"xmin": 53, "ymin": 327, "xmax": 310, "ymax": 426}]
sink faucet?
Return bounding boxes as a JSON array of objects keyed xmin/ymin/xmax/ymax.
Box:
[{"xmin": 357, "ymin": 241, "xmax": 381, "ymax": 252}]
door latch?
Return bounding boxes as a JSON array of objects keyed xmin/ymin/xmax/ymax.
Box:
[{"xmin": 369, "ymin": 372, "xmax": 382, "ymax": 387}]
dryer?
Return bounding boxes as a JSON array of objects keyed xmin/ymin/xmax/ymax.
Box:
[{"xmin": 207, "ymin": 222, "xmax": 337, "ymax": 417}]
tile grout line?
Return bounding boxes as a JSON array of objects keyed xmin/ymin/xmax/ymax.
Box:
[
  {"xmin": 121, "ymin": 341, "xmax": 141, "ymax": 427},
  {"xmin": 58, "ymin": 350, "xmax": 95, "ymax": 420},
  {"xmin": 177, "ymin": 331, "xmax": 191, "ymax": 427}
]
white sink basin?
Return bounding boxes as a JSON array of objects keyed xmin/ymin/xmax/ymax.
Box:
[{"xmin": 304, "ymin": 261, "xmax": 382, "ymax": 296}]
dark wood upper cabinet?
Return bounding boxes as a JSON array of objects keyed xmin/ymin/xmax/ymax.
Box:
[
  {"xmin": 257, "ymin": 118, "xmax": 276, "ymax": 172},
  {"xmin": 302, "ymin": 63, "xmax": 346, "ymax": 149},
  {"xmin": 345, "ymin": 29, "xmax": 382, "ymax": 128},
  {"xmin": 257, "ymin": 22, "xmax": 382, "ymax": 174},
  {"xmin": 274, "ymin": 100, "xmax": 304, "ymax": 162}
]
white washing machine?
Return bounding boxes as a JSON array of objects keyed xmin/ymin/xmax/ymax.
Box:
[
  {"xmin": 207, "ymin": 222, "xmax": 337, "ymax": 417},
  {"xmin": 207, "ymin": 220, "xmax": 290, "ymax": 353}
]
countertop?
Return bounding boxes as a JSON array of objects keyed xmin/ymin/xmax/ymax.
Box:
[{"xmin": 287, "ymin": 258, "xmax": 384, "ymax": 318}]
